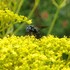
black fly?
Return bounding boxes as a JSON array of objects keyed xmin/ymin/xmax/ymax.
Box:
[{"xmin": 26, "ymin": 25, "xmax": 41, "ymax": 39}]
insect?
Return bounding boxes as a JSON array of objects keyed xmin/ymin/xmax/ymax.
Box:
[{"xmin": 26, "ymin": 25, "xmax": 48, "ymax": 39}]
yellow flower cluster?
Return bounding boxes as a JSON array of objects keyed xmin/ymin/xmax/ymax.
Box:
[
  {"xmin": 0, "ymin": 2, "xmax": 7, "ymax": 10},
  {"xmin": 0, "ymin": 9, "xmax": 32, "ymax": 25},
  {"xmin": 0, "ymin": 9, "xmax": 32, "ymax": 37},
  {"xmin": 0, "ymin": 35, "xmax": 70, "ymax": 70}
]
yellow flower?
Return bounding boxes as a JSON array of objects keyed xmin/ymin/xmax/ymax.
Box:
[{"xmin": 0, "ymin": 35, "xmax": 70, "ymax": 69}]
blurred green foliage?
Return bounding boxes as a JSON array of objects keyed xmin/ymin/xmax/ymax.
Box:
[
  {"xmin": 20, "ymin": 0, "xmax": 70, "ymax": 37},
  {"xmin": 0, "ymin": 0, "xmax": 70, "ymax": 37}
]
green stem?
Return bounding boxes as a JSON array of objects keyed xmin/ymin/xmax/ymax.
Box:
[
  {"xmin": 5, "ymin": 22, "xmax": 14, "ymax": 36},
  {"xmin": 2, "ymin": 23, "xmax": 5, "ymax": 36},
  {"xmin": 28, "ymin": 0, "xmax": 40, "ymax": 18},
  {"xmin": 28, "ymin": 5, "xmax": 37, "ymax": 18},
  {"xmin": 13, "ymin": 0, "xmax": 40, "ymax": 34},
  {"xmin": 16, "ymin": 0, "xmax": 24, "ymax": 14},
  {"xmin": 13, "ymin": 23, "xmax": 25, "ymax": 35},
  {"xmin": 47, "ymin": 8, "xmax": 60, "ymax": 35}
]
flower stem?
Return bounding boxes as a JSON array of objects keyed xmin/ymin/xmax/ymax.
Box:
[
  {"xmin": 47, "ymin": 8, "xmax": 60, "ymax": 35},
  {"xmin": 16, "ymin": 0, "xmax": 24, "ymax": 14},
  {"xmin": 28, "ymin": 0, "xmax": 40, "ymax": 18},
  {"xmin": 13, "ymin": 23, "xmax": 25, "ymax": 35},
  {"xmin": 13, "ymin": 0, "xmax": 40, "ymax": 34}
]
